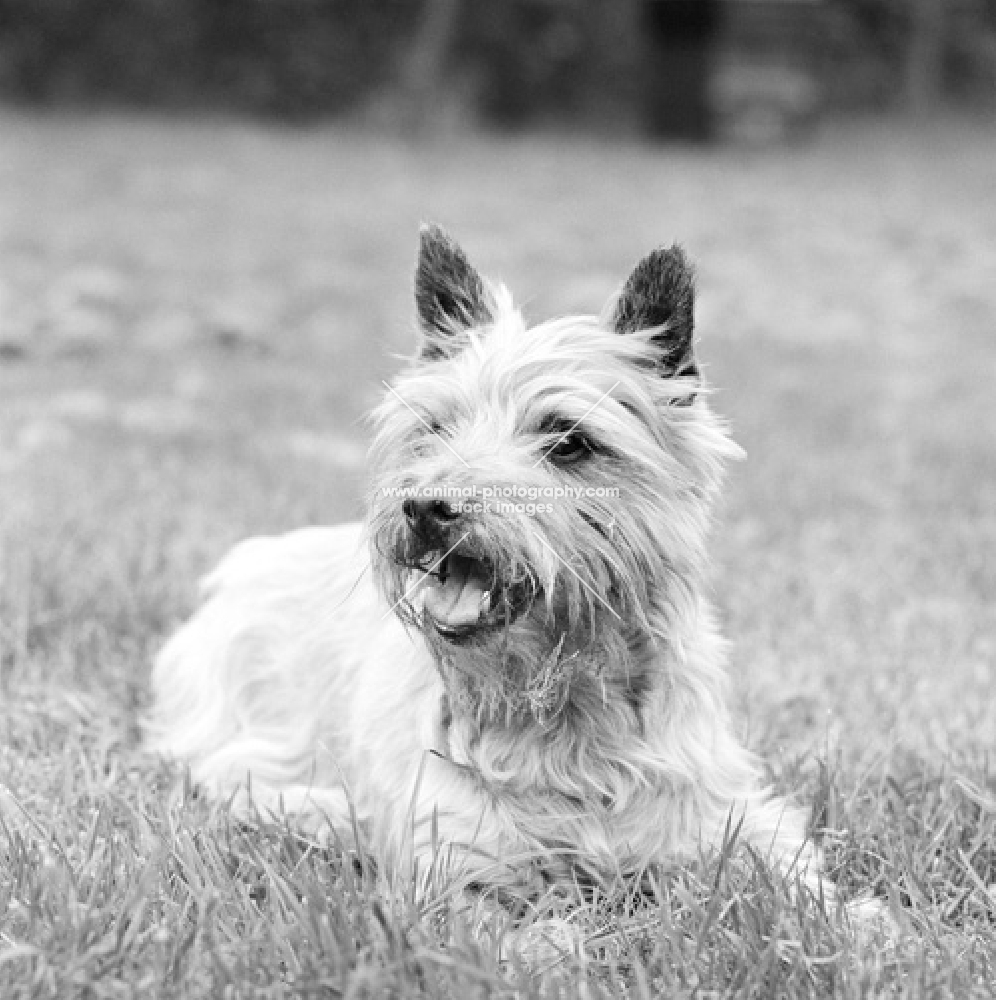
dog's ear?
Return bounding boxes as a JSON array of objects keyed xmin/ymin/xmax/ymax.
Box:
[
  {"xmin": 415, "ymin": 224, "xmax": 495, "ymax": 360},
  {"xmin": 611, "ymin": 244, "xmax": 698, "ymax": 381}
]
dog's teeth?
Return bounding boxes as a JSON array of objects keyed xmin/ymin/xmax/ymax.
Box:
[{"xmin": 479, "ymin": 590, "xmax": 491, "ymax": 614}]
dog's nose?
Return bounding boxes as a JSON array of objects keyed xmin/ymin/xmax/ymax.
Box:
[{"xmin": 403, "ymin": 497, "xmax": 461, "ymax": 526}]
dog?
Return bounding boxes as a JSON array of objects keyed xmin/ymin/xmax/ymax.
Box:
[{"xmin": 147, "ymin": 225, "xmax": 867, "ymax": 929}]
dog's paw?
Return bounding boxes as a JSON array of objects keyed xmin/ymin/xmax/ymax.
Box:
[
  {"xmin": 844, "ymin": 894, "xmax": 899, "ymax": 943},
  {"xmin": 503, "ymin": 916, "xmax": 584, "ymax": 970}
]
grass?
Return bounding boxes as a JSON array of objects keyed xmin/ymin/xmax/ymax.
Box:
[{"xmin": 0, "ymin": 109, "xmax": 994, "ymax": 996}]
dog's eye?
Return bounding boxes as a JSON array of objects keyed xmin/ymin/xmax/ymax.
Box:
[{"xmin": 547, "ymin": 431, "xmax": 594, "ymax": 465}]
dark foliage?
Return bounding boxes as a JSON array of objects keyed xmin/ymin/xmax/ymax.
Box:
[
  {"xmin": 0, "ymin": 0, "xmax": 417, "ymax": 116},
  {"xmin": 0, "ymin": 0, "xmax": 992, "ymax": 121}
]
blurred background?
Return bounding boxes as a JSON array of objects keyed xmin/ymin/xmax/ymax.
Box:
[
  {"xmin": 0, "ymin": 0, "xmax": 994, "ymax": 767},
  {"xmin": 0, "ymin": 0, "xmax": 993, "ymax": 136}
]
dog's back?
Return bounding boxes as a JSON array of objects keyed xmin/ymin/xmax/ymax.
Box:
[{"xmin": 146, "ymin": 523, "xmax": 446, "ymax": 834}]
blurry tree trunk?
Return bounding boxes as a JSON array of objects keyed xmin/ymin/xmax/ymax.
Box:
[
  {"xmin": 400, "ymin": 0, "xmax": 463, "ymax": 132},
  {"xmin": 641, "ymin": 0, "xmax": 719, "ymax": 142},
  {"xmin": 904, "ymin": 0, "xmax": 946, "ymax": 114}
]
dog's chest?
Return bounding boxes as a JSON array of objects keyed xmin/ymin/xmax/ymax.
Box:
[{"xmin": 443, "ymin": 703, "xmax": 643, "ymax": 825}]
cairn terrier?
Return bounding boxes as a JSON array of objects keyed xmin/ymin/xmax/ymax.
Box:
[{"xmin": 149, "ymin": 225, "xmax": 855, "ymax": 919}]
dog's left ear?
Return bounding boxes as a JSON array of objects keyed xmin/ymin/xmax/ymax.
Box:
[
  {"xmin": 415, "ymin": 223, "xmax": 495, "ymax": 360},
  {"xmin": 611, "ymin": 244, "xmax": 699, "ymax": 381}
]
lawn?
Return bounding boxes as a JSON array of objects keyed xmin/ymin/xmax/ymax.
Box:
[{"xmin": 0, "ymin": 110, "xmax": 994, "ymax": 997}]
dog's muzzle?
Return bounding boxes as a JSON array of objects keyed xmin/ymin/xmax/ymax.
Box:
[
  {"xmin": 413, "ymin": 546, "xmax": 534, "ymax": 641},
  {"xmin": 397, "ymin": 500, "xmax": 535, "ymax": 641}
]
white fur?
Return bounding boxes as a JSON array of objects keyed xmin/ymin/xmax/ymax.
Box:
[
  {"xmin": 147, "ymin": 237, "xmax": 887, "ymax": 937},
  {"xmin": 149, "ymin": 521, "xmax": 813, "ymax": 880}
]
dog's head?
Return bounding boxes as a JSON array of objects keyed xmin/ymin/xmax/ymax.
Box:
[{"xmin": 368, "ymin": 225, "xmax": 740, "ymax": 721}]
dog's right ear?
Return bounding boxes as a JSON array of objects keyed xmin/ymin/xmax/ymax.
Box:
[{"xmin": 415, "ymin": 224, "xmax": 495, "ymax": 360}]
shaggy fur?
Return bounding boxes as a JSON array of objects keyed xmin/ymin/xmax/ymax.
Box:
[{"xmin": 148, "ymin": 226, "xmax": 833, "ymax": 909}]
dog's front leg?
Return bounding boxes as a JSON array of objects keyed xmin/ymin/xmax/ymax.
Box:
[
  {"xmin": 379, "ymin": 750, "xmax": 545, "ymax": 902},
  {"xmin": 384, "ymin": 751, "xmax": 585, "ymax": 967}
]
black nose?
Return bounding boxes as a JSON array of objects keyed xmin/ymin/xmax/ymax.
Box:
[{"xmin": 403, "ymin": 497, "xmax": 461, "ymax": 526}]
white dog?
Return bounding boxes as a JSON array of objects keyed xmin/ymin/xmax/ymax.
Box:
[{"xmin": 148, "ymin": 226, "xmax": 879, "ymax": 925}]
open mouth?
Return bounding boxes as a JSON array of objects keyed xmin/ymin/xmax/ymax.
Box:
[{"xmin": 411, "ymin": 548, "xmax": 533, "ymax": 641}]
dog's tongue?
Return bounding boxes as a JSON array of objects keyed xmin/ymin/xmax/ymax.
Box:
[{"xmin": 423, "ymin": 554, "xmax": 489, "ymax": 631}]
